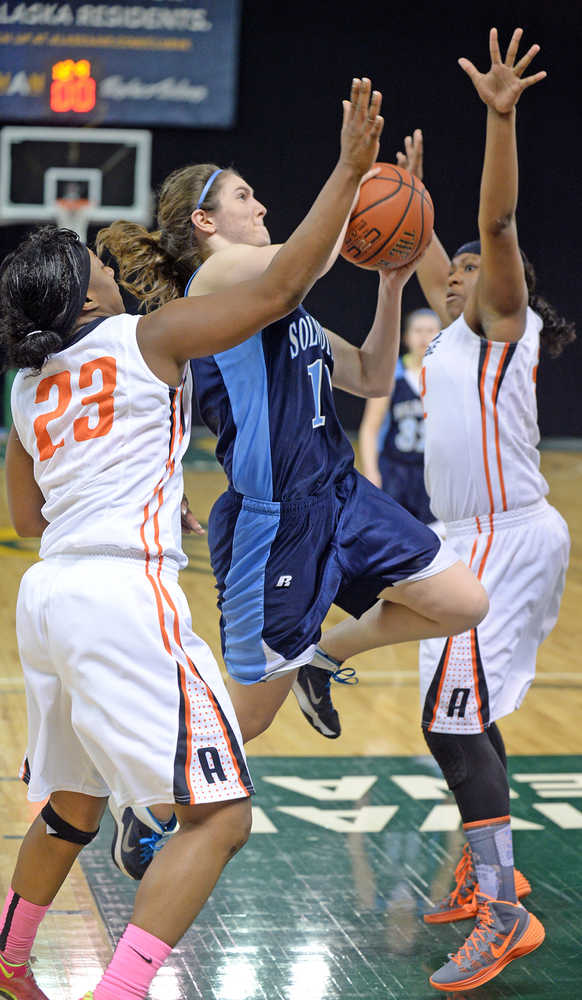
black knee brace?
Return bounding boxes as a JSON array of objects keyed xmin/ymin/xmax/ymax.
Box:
[
  {"xmin": 422, "ymin": 727, "xmax": 509, "ymax": 824},
  {"xmin": 487, "ymin": 721, "xmax": 507, "ymax": 770},
  {"xmin": 41, "ymin": 802, "xmax": 99, "ymax": 846}
]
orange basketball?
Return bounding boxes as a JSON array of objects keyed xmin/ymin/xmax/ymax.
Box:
[{"xmin": 341, "ymin": 163, "xmax": 434, "ymax": 270}]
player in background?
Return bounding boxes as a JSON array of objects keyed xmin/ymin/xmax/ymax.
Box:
[
  {"xmin": 358, "ymin": 307, "xmax": 440, "ymax": 526},
  {"xmin": 0, "ymin": 78, "xmax": 384, "ymax": 1000},
  {"xmin": 396, "ymin": 29, "xmax": 574, "ymax": 992},
  {"xmin": 98, "ymin": 94, "xmax": 489, "ymax": 870}
]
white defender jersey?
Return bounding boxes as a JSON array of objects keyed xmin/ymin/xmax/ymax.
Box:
[
  {"xmin": 422, "ymin": 306, "xmax": 548, "ymax": 524},
  {"xmin": 11, "ymin": 314, "xmax": 192, "ymax": 567}
]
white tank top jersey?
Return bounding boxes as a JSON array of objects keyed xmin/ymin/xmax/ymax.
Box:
[
  {"xmin": 11, "ymin": 314, "xmax": 192, "ymax": 568},
  {"xmin": 422, "ymin": 306, "xmax": 548, "ymax": 524}
]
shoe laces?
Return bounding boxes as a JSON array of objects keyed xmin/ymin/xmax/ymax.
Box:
[
  {"xmin": 445, "ymin": 845, "xmax": 477, "ymax": 905},
  {"xmin": 139, "ymin": 831, "xmax": 165, "ymax": 863},
  {"xmin": 331, "ymin": 666, "xmax": 359, "ymax": 686},
  {"xmin": 451, "ymin": 898, "xmax": 495, "ymax": 966}
]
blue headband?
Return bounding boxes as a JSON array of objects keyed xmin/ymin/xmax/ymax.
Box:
[
  {"xmin": 196, "ymin": 169, "xmax": 223, "ymax": 209},
  {"xmin": 453, "ymin": 240, "xmax": 481, "ymax": 259}
]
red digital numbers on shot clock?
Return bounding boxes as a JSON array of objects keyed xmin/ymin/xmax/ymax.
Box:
[{"xmin": 50, "ymin": 59, "xmax": 97, "ymax": 113}]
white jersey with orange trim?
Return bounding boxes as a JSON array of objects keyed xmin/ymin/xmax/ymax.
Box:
[
  {"xmin": 422, "ymin": 306, "xmax": 547, "ymax": 524},
  {"xmin": 11, "ymin": 314, "xmax": 191, "ymax": 568}
]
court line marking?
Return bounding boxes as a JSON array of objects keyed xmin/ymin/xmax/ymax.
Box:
[
  {"xmin": 347, "ymin": 670, "xmax": 582, "ymax": 686},
  {"xmin": 1, "ymin": 672, "xmax": 580, "ymax": 689}
]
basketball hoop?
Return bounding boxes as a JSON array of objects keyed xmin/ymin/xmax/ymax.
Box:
[{"xmin": 54, "ymin": 197, "xmax": 93, "ymax": 242}]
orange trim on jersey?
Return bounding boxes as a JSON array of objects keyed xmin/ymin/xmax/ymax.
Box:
[
  {"xmin": 177, "ymin": 382, "xmax": 185, "ymax": 443},
  {"xmin": 141, "ymin": 491, "xmax": 196, "ymax": 802},
  {"xmin": 139, "ymin": 391, "xmax": 197, "ymax": 802},
  {"xmin": 155, "ymin": 575, "xmax": 249, "ymax": 797},
  {"xmin": 140, "ymin": 499, "xmax": 172, "ymax": 656},
  {"xmin": 470, "ymin": 628, "xmax": 484, "ymax": 731},
  {"xmin": 463, "ymin": 815, "xmax": 510, "ymax": 830},
  {"xmin": 492, "ymin": 346, "xmax": 509, "ymax": 511},
  {"xmin": 476, "ymin": 515, "xmax": 494, "ymax": 581},
  {"xmin": 428, "ymin": 637, "xmax": 453, "ymax": 733},
  {"xmin": 468, "ymin": 539, "xmax": 478, "ymax": 568},
  {"xmin": 175, "ymin": 657, "xmax": 195, "ymax": 799},
  {"xmin": 478, "ymin": 342, "xmax": 495, "ymax": 514},
  {"xmin": 533, "ymin": 346, "xmax": 540, "ymax": 385}
]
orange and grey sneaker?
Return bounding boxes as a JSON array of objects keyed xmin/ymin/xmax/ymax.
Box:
[
  {"xmin": 0, "ymin": 953, "xmax": 50, "ymax": 999},
  {"xmin": 429, "ymin": 892, "xmax": 545, "ymax": 991},
  {"xmin": 424, "ymin": 843, "xmax": 531, "ymax": 924}
]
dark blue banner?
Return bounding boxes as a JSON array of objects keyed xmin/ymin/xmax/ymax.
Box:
[{"xmin": 0, "ymin": 1, "xmax": 241, "ymax": 127}]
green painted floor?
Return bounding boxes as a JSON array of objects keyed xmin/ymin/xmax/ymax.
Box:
[{"xmin": 81, "ymin": 756, "xmax": 582, "ymax": 999}]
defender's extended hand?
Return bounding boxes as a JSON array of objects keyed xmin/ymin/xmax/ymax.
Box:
[
  {"xmin": 340, "ymin": 78, "xmax": 384, "ymax": 176},
  {"xmin": 458, "ymin": 28, "xmax": 547, "ymax": 114},
  {"xmin": 396, "ymin": 128, "xmax": 424, "ymax": 180}
]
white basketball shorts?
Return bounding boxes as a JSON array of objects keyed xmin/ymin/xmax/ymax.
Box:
[
  {"xmin": 420, "ymin": 499, "xmax": 570, "ymax": 734},
  {"xmin": 16, "ymin": 554, "xmax": 254, "ymax": 809}
]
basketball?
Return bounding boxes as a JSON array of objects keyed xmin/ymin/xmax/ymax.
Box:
[{"xmin": 341, "ymin": 163, "xmax": 434, "ymax": 270}]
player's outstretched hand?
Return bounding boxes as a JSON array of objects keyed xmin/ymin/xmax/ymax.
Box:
[
  {"xmin": 396, "ymin": 128, "xmax": 424, "ymax": 180},
  {"xmin": 377, "ymin": 246, "xmax": 428, "ymax": 287},
  {"xmin": 459, "ymin": 28, "xmax": 547, "ymax": 113},
  {"xmin": 340, "ymin": 78, "xmax": 384, "ymax": 177}
]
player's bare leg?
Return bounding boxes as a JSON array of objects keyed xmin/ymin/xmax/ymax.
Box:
[
  {"xmin": 131, "ymin": 798, "xmax": 251, "ymax": 943},
  {"xmin": 0, "ymin": 790, "xmax": 106, "ymax": 989},
  {"xmin": 84, "ymin": 798, "xmax": 251, "ymax": 997},
  {"xmin": 11, "ymin": 791, "xmax": 107, "ymax": 904},
  {"xmin": 226, "ymin": 669, "xmax": 298, "ymax": 744},
  {"xmin": 1, "ymin": 792, "xmax": 251, "ymax": 996},
  {"xmin": 318, "ymin": 560, "xmax": 488, "ymax": 662}
]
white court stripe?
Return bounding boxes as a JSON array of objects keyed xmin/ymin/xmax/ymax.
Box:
[{"xmin": 353, "ymin": 670, "xmax": 582, "ymax": 685}]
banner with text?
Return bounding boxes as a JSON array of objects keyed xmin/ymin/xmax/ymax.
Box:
[{"xmin": 0, "ymin": 1, "xmax": 241, "ymax": 127}]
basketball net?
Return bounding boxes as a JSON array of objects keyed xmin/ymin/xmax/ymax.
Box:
[{"xmin": 55, "ymin": 198, "xmax": 93, "ymax": 243}]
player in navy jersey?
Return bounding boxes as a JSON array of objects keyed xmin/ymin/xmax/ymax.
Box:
[
  {"xmin": 359, "ymin": 308, "xmax": 440, "ymax": 525},
  {"xmin": 99, "ymin": 95, "xmax": 487, "ymax": 761},
  {"xmin": 0, "ymin": 79, "xmax": 388, "ymax": 998}
]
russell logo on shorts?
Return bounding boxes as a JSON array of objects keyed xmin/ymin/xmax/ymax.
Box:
[{"xmin": 275, "ymin": 575, "xmax": 293, "ymax": 588}]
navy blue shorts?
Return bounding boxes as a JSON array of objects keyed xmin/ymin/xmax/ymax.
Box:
[
  {"xmin": 208, "ymin": 469, "xmax": 442, "ymax": 684},
  {"xmin": 379, "ymin": 457, "xmax": 434, "ymax": 525}
]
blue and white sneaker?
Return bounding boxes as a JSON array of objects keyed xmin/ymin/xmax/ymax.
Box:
[
  {"xmin": 109, "ymin": 803, "xmax": 178, "ymax": 881},
  {"xmin": 292, "ymin": 662, "xmax": 358, "ymax": 739}
]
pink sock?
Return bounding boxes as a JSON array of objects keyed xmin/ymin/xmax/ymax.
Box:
[
  {"xmin": 0, "ymin": 889, "xmax": 50, "ymax": 964},
  {"xmin": 94, "ymin": 924, "xmax": 172, "ymax": 1000}
]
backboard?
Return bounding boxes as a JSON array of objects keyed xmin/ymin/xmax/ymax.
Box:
[{"xmin": 0, "ymin": 126, "xmax": 152, "ymax": 236}]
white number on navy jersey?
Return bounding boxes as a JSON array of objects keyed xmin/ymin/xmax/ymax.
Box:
[
  {"xmin": 307, "ymin": 359, "xmax": 331, "ymax": 430},
  {"xmin": 394, "ymin": 416, "xmax": 425, "ymax": 453}
]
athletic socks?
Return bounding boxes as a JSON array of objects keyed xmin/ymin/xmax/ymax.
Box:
[
  {"xmin": 93, "ymin": 924, "xmax": 172, "ymax": 999},
  {"xmin": 464, "ymin": 816, "xmax": 517, "ymax": 902},
  {"xmin": 310, "ymin": 646, "xmax": 343, "ymax": 672},
  {"xmin": 0, "ymin": 889, "xmax": 49, "ymax": 964}
]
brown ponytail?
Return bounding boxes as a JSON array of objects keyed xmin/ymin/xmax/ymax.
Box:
[{"xmin": 96, "ymin": 163, "xmax": 233, "ymax": 312}]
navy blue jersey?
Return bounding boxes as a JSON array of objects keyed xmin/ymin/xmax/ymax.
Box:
[
  {"xmin": 379, "ymin": 358, "xmax": 425, "ymax": 467},
  {"xmin": 191, "ymin": 304, "xmax": 354, "ymax": 500}
]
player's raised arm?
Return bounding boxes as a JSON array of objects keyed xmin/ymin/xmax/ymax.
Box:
[
  {"xmin": 460, "ymin": 27, "xmax": 547, "ymax": 342},
  {"xmin": 396, "ymin": 129, "xmax": 450, "ymax": 326},
  {"xmin": 138, "ymin": 79, "xmax": 384, "ymax": 372}
]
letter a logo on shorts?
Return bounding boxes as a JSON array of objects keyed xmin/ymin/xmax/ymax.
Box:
[
  {"xmin": 276, "ymin": 575, "xmax": 293, "ymax": 588},
  {"xmin": 447, "ymin": 687, "xmax": 471, "ymax": 718},
  {"xmin": 198, "ymin": 747, "xmax": 227, "ymax": 784}
]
